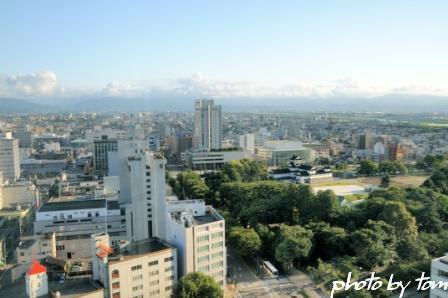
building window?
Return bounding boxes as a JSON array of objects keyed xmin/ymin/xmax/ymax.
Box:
[
  {"xmin": 149, "ymin": 280, "xmax": 159, "ymax": 286},
  {"xmin": 112, "ymin": 270, "xmax": 120, "ymax": 279},
  {"xmin": 132, "ymin": 285, "xmax": 143, "ymax": 291},
  {"xmin": 149, "ymin": 290, "xmax": 160, "ymax": 296},
  {"xmin": 439, "ymin": 270, "xmax": 448, "ymax": 279},
  {"xmin": 198, "ymin": 265, "xmax": 210, "ymax": 272},
  {"xmin": 112, "ymin": 293, "xmax": 120, "ymax": 298},
  {"xmin": 149, "ymin": 270, "xmax": 159, "ymax": 276},
  {"xmin": 197, "ymin": 235, "xmax": 209, "ymax": 243},
  {"xmin": 131, "ymin": 264, "xmax": 142, "ymax": 271},
  {"xmin": 211, "ymin": 231, "xmax": 223, "ymax": 239},
  {"xmin": 165, "ymin": 286, "xmax": 172, "ymax": 291},
  {"xmin": 197, "ymin": 255, "xmax": 209, "ymax": 263},
  {"xmin": 165, "ymin": 275, "xmax": 174, "ymax": 281},
  {"xmin": 212, "ymin": 261, "xmax": 224, "ymax": 269},
  {"xmin": 164, "ymin": 256, "xmax": 174, "ymax": 262},
  {"xmin": 211, "ymin": 251, "xmax": 223, "ymax": 259},
  {"xmin": 165, "ymin": 265, "xmax": 174, "ymax": 272},
  {"xmin": 112, "ymin": 282, "xmax": 120, "ymax": 289},
  {"xmin": 212, "ymin": 270, "xmax": 224, "ymax": 278},
  {"xmin": 197, "ymin": 245, "xmax": 209, "ymax": 253},
  {"xmin": 132, "ymin": 274, "xmax": 143, "ymax": 281},
  {"xmin": 148, "ymin": 260, "xmax": 158, "ymax": 266},
  {"xmin": 211, "ymin": 241, "xmax": 223, "ymax": 249}
]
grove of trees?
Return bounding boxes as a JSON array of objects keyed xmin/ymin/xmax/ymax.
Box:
[{"xmin": 169, "ymin": 158, "xmax": 448, "ymax": 297}]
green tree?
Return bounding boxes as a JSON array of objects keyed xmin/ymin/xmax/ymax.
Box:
[
  {"xmin": 274, "ymin": 224, "xmax": 313, "ymax": 270},
  {"xmin": 228, "ymin": 227, "xmax": 261, "ymax": 257},
  {"xmin": 378, "ymin": 201, "xmax": 418, "ymax": 242},
  {"xmin": 380, "ymin": 174, "xmax": 391, "ymax": 188},
  {"xmin": 173, "ymin": 272, "xmax": 223, "ymax": 298},
  {"xmin": 358, "ymin": 160, "xmax": 378, "ymax": 176},
  {"xmin": 175, "ymin": 171, "xmax": 210, "ymax": 201}
]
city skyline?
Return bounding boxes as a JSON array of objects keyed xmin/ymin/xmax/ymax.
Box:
[{"xmin": 1, "ymin": 0, "xmax": 448, "ymax": 100}]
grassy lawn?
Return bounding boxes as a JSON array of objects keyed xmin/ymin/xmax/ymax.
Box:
[{"xmin": 313, "ymin": 175, "xmax": 429, "ymax": 189}]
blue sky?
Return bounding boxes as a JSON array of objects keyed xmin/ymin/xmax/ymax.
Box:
[{"xmin": 1, "ymin": 0, "xmax": 447, "ymax": 98}]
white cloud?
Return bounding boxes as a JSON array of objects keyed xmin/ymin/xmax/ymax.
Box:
[
  {"xmin": 1, "ymin": 71, "xmax": 447, "ymax": 99},
  {"xmin": 0, "ymin": 71, "xmax": 62, "ymax": 97}
]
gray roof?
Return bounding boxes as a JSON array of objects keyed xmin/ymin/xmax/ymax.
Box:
[{"xmin": 38, "ymin": 199, "xmax": 119, "ymax": 212}]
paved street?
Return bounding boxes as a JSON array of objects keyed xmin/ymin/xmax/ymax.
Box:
[{"xmin": 227, "ymin": 249, "xmax": 328, "ymax": 298}]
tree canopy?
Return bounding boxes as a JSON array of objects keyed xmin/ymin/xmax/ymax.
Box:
[{"xmin": 173, "ymin": 272, "xmax": 223, "ymax": 298}]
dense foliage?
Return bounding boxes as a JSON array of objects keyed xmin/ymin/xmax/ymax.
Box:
[
  {"xmin": 170, "ymin": 158, "xmax": 448, "ymax": 296},
  {"xmin": 173, "ymin": 272, "xmax": 223, "ymax": 298}
]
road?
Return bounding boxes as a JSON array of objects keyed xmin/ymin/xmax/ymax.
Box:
[{"xmin": 227, "ymin": 249, "xmax": 328, "ymax": 298}]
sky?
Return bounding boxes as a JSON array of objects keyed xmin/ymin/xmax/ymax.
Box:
[{"xmin": 1, "ymin": 0, "xmax": 448, "ymax": 99}]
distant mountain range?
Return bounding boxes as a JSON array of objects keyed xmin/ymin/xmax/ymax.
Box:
[{"xmin": 2, "ymin": 94, "xmax": 448, "ymax": 114}]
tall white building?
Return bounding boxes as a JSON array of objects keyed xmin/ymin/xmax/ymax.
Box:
[
  {"xmin": 108, "ymin": 139, "xmax": 150, "ymax": 203},
  {"xmin": 194, "ymin": 99, "xmax": 222, "ymax": 150},
  {"xmin": 108, "ymin": 143, "xmax": 166, "ymax": 241},
  {"xmin": 160, "ymin": 198, "xmax": 226, "ymax": 288},
  {"xmin": 0, "ymin": 133, "xmax": 20, "ymax": 181},
  {"xmin": 126, "ymin": 151, "xmax": 167, "ymax": 241}
]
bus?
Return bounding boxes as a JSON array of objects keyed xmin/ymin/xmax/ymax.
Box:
[{"xmin": 263, "ymin": 260, "xmax": 279, "ymax": 277}]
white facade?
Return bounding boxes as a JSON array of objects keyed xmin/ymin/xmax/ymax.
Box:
[
  {"xmin": 161, "ymin": 199, "xmax": 226, "ymax": 288},
  {"xmin": 239, "ymin": 133, "xmax": 255, "ymax": 157},
  {"xmin": 430, "ymin": 256, "xmax": 448, "ymax": 298},
  {"xmin": 194, "ymin": 99, "xmax": 222, "ymax": 150},
  {"xmin": 34, "ymin": 199, "xmax": 126, "ymax": 260},
  {"xmin": 114, "ymin": 150, "xmax": 166, "ymax": 241},
  {"xmin": 186, "ymin": 149, "xmax": 247, "ymax": 170},
  {"xmin": 107, "ymin": 139, "xmax": 150, "ymax": 203},
  {"xmin": 91, "ymin": 233, "xmax": 177, "ymax": 298},
  {"xmin": 0, "ymin": 136, "xmax": 20, "ymax": 181},
  {"xmin": 25, "ymin": 262, "xmax": 48, "ymax": 298}
]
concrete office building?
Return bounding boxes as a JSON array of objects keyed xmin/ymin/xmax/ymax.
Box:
[
  {"xmin": 161, "ymin": 199, "xmax": 226, "ymax": 288},
  {"xmin": 194, "ymin": 99, "xmax": 222, "ymax": 150},
  {"xmin": 0, "ymin": 133, "xmax": 21, "ymax": 181},
  {"xmin": 93, "ymin": 136, "xmax": 118, "ymax": 175},
  {"xmin": 91, "ymin": 233, "xmax": 177, "ymax": 298},
  {"xmin": 34, "ymin": 198, "xmax": 126, "ymax": 260}
]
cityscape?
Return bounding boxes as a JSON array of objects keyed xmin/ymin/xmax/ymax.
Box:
[{"xmin": 1, "ymin": 1, "xmax": 448, "ymax": 298}]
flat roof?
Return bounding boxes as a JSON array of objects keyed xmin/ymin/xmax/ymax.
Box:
[
  {"xmin": 109, "ymin": 238, "xmax": 172, "ymax": 263},
  {"xmin": 38, "ymin": 199, "xmax": 119, "ymax": 212},
  {"xmin": 50, "ymin": 280, "xmax": 103, "ymax": 298}
]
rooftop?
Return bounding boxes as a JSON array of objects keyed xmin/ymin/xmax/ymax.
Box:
[
  {"xmin": 262, "ymin": 140, "xmax": 305, "ymax": 151},
  {"xmin": 38, "ymin": 199, "xmax": 119, "ymax": 212},
  {"xmin": 109, "ymin": 238, "xmax": 172, "ymax": 263}
]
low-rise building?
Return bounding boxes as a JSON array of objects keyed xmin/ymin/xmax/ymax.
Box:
[
  {"xmin": 270, "ymin": 164, "xmax": 332, "ymax": 184},
  {"xmin": 185, "ymin": 148, "xmax": 247, "ymax": 170},
  {"xmin": 91, "ymin": 233, "xmax": 177, "ymax": 298},
  {"xmin": 34, "ymin": 198, "xmax": 127, "ymax": 260},
  {"xmin": 256, "ymin": 140, "xmax": 314, "ymax": 167}
]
